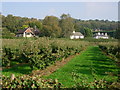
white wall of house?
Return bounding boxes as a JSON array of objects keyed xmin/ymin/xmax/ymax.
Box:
[
  {"xmin": 74, "ymin": 36, "xmax": 80, "ymax": 39},
  {"xmin": 102, "ymin": 36, "xmax": 109, "ymax": 39},
  {"xmin": 94, "ymin": 32, "xmax": 109, "ymax": 39},
  {"xmin": 23, "ymin": 32, "xmax": 26, "ymax": 37},
  {"xmin": 94, "ymin": 36, "xmax": 109, "ymax": 39},
  {"xmin": 80, "ymin": 36, "xmax": 84, "ymax": 39},
  {"xmin": 70, "ymin": 35, "xmax": 74, "ymax": 39},
  {"xmin": 70, "ymin": 35, "xmax": 84, "ymax": 39},
  {"xmin": 23, "ymin": 32, "xmax": 33, "ymax": 37}
]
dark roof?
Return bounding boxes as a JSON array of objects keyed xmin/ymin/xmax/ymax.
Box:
[
  {"xmin": 33, "ymin": 29, "xmax": 40, "ymax": 35},
  {"xmin": 16, "ymin": 29, "xmax": 25, "ymax": 34},
  {"xmin": 16, "ymin": 28, "xmax": 29, "ymax": 34}
]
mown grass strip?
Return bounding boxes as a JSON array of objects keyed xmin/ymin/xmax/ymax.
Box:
[
  {"xmin": 2, "ymin": 64, "xmax": 32, "ymax": 76},
  {"xmin": 44, "ymin": 46, "xmax": 118, "ymax": 87}
]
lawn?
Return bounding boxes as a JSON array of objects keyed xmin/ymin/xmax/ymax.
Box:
[
  {"xmin": 44, "ymin": 46, "xmax": 118, "ymax": 87},
  {"xmin": 2, "ymin": 64, "xmax": 32, "ymax": 76}
]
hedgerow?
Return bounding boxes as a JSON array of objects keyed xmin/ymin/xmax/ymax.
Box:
[
  {"xmin": 2, "ymin": 75, "xmax": 62, "ymax": 88},
  {"xmin": 98, "ymin": 42, "xmax": 120, "ymax": 82},
  {"xmin": 2, "ymin": 74, "xmax": 120, "ymax": 89},
  {"xmin": 2, "ymin": 38, "xmax": 89, "ymax": 70},
  {"xmin": 98, "ymin": 42, "xmax": 120, "ymax": 61}
]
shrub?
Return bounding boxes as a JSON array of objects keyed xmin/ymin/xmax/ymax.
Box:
[
  {"xmin": 2, "ymin": 38, "xmax": 90, "ymax": 70},
  {"xmin": 2, "ymin": 74, "xmax": 62, "ymax": 88}
]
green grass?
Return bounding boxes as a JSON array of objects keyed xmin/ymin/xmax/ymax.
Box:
[
  {"xmin": 44, "ymin": 46, "xmax": 118, "ymax": 87},
  {"xmin": 2, "ymin": 64, "xmax": 32, "ymax": 76},
  {"xmin": 10, "ymin": 61, "xmax": 20, "ymax": 66}
]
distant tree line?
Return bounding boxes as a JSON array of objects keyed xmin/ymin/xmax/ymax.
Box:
[{"xmin": 1, "ymin": 14, "xmax": 118, "ymax": 38}]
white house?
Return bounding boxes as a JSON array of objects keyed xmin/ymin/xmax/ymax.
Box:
[
  {"xmin": 94, "ymin": 32, "xmax": 109, "ymax": 39},
  {"xmin": 16, "ymin": 28, "xmax": 40, "ymax": 37},
  {"xmin": 23, "ymin": 28, "xmax": 35, "ymax": 37},
  {"xmin": 70, "ymin": 31, "xmax": 84, "ymax": 39}
]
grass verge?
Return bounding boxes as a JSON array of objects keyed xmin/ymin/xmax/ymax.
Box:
[{"xmin": 2, "ymin": 64, "xmax": 32, "ymax": 76}]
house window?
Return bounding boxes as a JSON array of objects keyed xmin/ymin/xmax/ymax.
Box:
[{"xmin": 26, "ymin": 33, "xmax": 30, "ymax": 35}]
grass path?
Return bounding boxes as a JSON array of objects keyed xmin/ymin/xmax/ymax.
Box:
[
  {"xmin": 44, "ymin": 46, "xmax": 118, "ymax": 87},
  {"xmin": 2, "ymin": 64, "xmax": 32, "ymax": 76}
]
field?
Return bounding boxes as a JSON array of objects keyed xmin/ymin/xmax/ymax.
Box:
[{"xmin": 1, "ymin": 38, "xmax": 120, "ymax": 88}]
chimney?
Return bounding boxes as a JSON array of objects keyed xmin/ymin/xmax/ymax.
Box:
[
  {"xmin": 34, "ymin": 25, "xmax": 36, "ymax": 30},
  {"xmin": 105, "ymin": 33, "xmax": 107, "ymax": 36},
  {"xmin": 73, "ymin": 31, "xmax": 75, "ymax": 33},
  {"xmin": 98, "ymin": 32, "xmax": 100, "ymax": 35}
]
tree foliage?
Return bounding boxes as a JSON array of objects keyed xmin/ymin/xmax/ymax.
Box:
[
  {"xmin": 2, "ymin": 14, "xmax": 42, "ymax": 34},
  {"xmin": 42, "ymin": 16, "xmax": 61, "ymax": 37},
  {"xmin": 2, "ymin": 28, "xmax": 15, "ymax": 38},
  {"xmin": 83, "ymin": 27, "xmax": 93, "ymax": 37},
  {"xmin": 60, "ymin": 14, "xmax": 75, "ymax": 38},
  {"xmin": 2, "ymin": 14, "xmax": 118, "ymax": 38}
]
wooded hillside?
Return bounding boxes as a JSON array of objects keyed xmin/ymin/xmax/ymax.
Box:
[{"xmin": 1, "ymin": 14, "xmax": 118, "ymax": 38}]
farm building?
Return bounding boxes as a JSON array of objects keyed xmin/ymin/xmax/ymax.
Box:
[
  {"xmin": 93, "ymin": 32, "xmax": 109, "ymax": 39},
  {"xmin": 16, "ymin": 28, "xmax": 40, "ymax": 37},
  {"xmin": 70, "ymin": 31, "xmax": 84, "ymax": 39}
]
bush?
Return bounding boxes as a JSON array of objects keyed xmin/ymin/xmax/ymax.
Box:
[
  {"xmin": 2, "ymin": 38, "xmax": 90, "ymax": 70},
  {"xmin": 72, "ymin": 72, "xmax": 120, "ymax": 89},
  {"xmin": 2, "ymin": 74, "xmax": 62, "ymax": 88},
  {"xmin": 98, "ymin": 42, "xmax": 120, "ymax": 82}
]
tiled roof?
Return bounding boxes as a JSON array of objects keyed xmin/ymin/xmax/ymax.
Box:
[{"xmin": 25, "ymin": 28, "xmax": 34, "ymax": 33}]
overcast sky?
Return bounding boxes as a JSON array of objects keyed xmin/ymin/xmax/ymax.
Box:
[{"xmin": 2, "ymin": 2, "xmax": 118, "ymax": 21}]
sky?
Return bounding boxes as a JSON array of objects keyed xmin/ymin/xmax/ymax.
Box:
[
  {"xmin": 2, "ymin": 2, "xmax": 118, "ymax": 21},
  {"xmin": 1, "ymin": 0, "xmax": 120, "ymax": 2}
]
